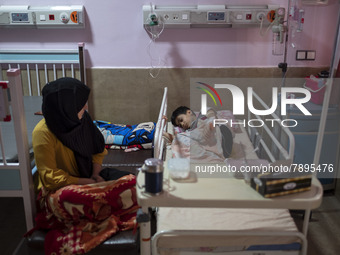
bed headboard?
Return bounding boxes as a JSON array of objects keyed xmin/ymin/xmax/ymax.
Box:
[{"xmin": 0, "ymin": 43, "xmax": 86, "ymax": 96}]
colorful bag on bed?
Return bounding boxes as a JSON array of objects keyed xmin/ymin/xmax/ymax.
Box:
[{"xmin": 94, "ymin": 120, "xmax": 155, "ymax": 146}]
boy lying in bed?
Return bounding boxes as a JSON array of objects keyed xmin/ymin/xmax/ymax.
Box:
[{"xmin": 163, "ymin": 106, "xmax": 233, "ymax": 160}]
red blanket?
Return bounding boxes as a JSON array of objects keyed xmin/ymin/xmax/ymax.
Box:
[{"xmin": 30, "ymin": 174, "xmax": 139, "ymax": 254}]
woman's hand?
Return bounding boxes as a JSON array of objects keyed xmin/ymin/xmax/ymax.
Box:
[
  {"xmin": 91, "ymin": 174, "xmax": 105, "ymax": 183},
  {"xmin": 91, "ymin": 163, "xmax": 105, "ymax": 183},
  {"xmin": 77, "ymin": 178, "xmax": 96, "ymax": 185}
]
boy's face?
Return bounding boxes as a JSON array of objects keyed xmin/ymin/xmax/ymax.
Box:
[{"xmin": 175, "ymin": 110, "xmax": 193, "ymax": 130}]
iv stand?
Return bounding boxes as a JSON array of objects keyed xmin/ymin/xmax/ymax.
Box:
[{"xmin": 278, "ymin": 1, "xmax": 291, "ymax": 90}]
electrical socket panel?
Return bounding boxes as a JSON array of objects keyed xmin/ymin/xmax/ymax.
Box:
[
  {"xmin": 0, "ymin": 5, "xmax": 84, "ymax": 28},
  {"xmin": 143, "ymin": 5, "xmax": 280, "ymax": 28},
  {"xmin": 296, "ymin": 50, "xmax": 316, "ymax": 60}
]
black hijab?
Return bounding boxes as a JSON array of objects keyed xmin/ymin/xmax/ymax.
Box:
[{"xmin": 42, "ymin": 77, "xmax": 105, "ymax": 178}]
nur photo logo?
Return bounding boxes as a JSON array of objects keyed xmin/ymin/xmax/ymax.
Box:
[
  {"xmin": 195, "ymin": 81, "xmax": 312, "ymax": 128},
  {"xmin": 196, "ymin": 82, "xmax": 223, "ymax": 107}
]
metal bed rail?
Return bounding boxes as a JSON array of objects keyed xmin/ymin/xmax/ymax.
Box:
[
  {"xmin": 152, "ymin": 229, "xmax": 307, "ymax": 255},
  {"xmin": 247, "ymin": 90, "xmax": 295, "ymax": 163},
  {"xmin": 0, "ymin": 69, "xmax": 35, "ymax": 231},
  {"xmin": 0, "ymin": 43, "xmax": 86, "ymax": 96},
  {"xmin": 153, "ymin": 87, "xmax": 168, "ymax": 160}
]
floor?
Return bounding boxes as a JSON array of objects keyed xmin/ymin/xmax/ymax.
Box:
[
  {"xmin": 1, "ymin": 180, "xmax": 340, "ymax": 255},
  {"xmin": 0, "ymin": 196, "xmax": 26, "ymax": 255},
  {"xmin": 295, "ymin": 185, "xmax": 340, "ymax": 255}
]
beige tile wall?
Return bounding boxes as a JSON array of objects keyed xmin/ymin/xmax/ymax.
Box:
[{"xmin": 87, "ymin": 67, "xmax": 326, "ymax": 124}]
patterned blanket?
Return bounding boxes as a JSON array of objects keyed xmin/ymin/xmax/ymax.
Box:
[
  {"xmin": 29, "ymin": 175, "xmax": 139, "ymax": 255},
  {"xmin": 94, "ymin": 120, "xmax": 155, "ymax": 149}
]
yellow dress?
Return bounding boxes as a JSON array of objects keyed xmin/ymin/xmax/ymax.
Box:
[{"xmin": 33, "ymin": 118, "xmax": 107, "ymax": 191}]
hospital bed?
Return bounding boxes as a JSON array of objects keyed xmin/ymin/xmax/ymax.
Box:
[
  {"xmin": 137, "ymin": 87, "xmax": 323, "ymax": 255},
  {"xmin": 1, "ymin": 45, "xmax": 141, "ymax": 255},
  {"xmin": 0, "ymin": 43, "xmax": 86, "ymax": 230},
  {"xmin": 0, "ymin": 43, "xmax": 86, "ymax": 164}
]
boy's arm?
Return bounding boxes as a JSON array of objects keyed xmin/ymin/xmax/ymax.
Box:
[
  {"xmin": 163, "ymin": 131, "xmax": 174, "ymax": 143},
  {"xmin": 206, "ymin": 108, "xmax": 218, "ymax": 119},
  {"xmin": 190, "ymin": 118, "xmax": 215, "ymax": 143},
  {"xmin": 162, "ymin": 115, "xmax": 174, "ymax": 143}
]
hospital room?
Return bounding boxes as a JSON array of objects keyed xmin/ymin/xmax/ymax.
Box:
[{"xmin": 0, "ymin": 0, "xmax": 340, "ymax": 254}]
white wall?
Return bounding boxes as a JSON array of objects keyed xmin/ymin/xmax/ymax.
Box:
[{"xmin": 0, "ymin": 0, "xmax": 339, "ymax": 68}]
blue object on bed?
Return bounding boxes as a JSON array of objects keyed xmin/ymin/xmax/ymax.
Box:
[{"xmin": 94, "ymin": 120, "xmax": 156, "ymax": 146}]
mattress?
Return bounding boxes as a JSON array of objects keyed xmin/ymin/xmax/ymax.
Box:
[
  {"xmin": 102, "ymin": 148, "xmax": 152, "ymax": 174},
  {"xmin": 156, "ymin": 207, "xmax": 301, "ymax": 253},
  {"xmin": 0, "ymin": 96, "xmax": 43, "ymax": 162}
]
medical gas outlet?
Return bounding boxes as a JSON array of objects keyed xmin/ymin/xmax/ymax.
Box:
[
  {"xmin": 143, "ymin": 5, "xmax": 280, "ymax": 29},
  {"xmin": 0, "ymin": 5, "xmax": 84, "ymax": 28}
]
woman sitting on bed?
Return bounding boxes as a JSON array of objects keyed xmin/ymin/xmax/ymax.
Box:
[
  {"xmin": 164, "ymin": 106, "xmax": 233, "ymax": 160},
  {"xmin": 29, "ymin": 78, "xmax": 139, "ymax": 255}
]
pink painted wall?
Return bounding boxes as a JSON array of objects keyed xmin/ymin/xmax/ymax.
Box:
[{"xmin": 0, "ymin": 0, "xmax": 339, "ymax": 68}]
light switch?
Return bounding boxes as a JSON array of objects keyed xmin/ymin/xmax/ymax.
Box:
[
  {"xmin": 296, "ymin": 50, "xmax": 306, "ymax": 60},
  {"xmin": 40, "ymin": 14, "xmax": 46, "ymax": 21},
  {"xmin": 306, "ymin": 51, "xmax": 316, "ymax": 60}
]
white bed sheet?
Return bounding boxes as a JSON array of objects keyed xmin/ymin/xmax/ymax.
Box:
[{"xmin": 156, "ymin": 207, "xmax": 300, "ymax": 249}]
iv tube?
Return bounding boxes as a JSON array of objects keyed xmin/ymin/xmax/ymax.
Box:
[
  {"xmin": 272, "ymin": 8, "xmax": 286, "ymax": 55},
  {"xmin": 145, "ymin": 3, "xmax": 165, "ymax": 78},
  {"xmin": 289, "ymin": 0, "xmax": 298, "ymax": 20},
  {"xmin": 273, "ymin": 30, "xmax": 285, "ymax": 55}
]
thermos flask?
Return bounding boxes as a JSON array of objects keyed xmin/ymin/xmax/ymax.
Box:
[{"xmin": 139, "ymin": 158, "xmax": 164, "ymax": 195}]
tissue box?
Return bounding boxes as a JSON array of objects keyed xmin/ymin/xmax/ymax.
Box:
[{"xmin": 250, "ymin": 172, "xmax": 312, "ymax": 198}]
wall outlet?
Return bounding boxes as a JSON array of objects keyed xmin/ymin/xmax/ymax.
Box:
[
  {"xmin": 296, "ymin": 50, "xmax": 306, "ymax": 60},
  {"xmin": 296, "ymin": 50, "xmax": 316, "ymax": 61},
  {"xmin": 306, "ymin": 50, "xmax": 316, "ymax": 60}
]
